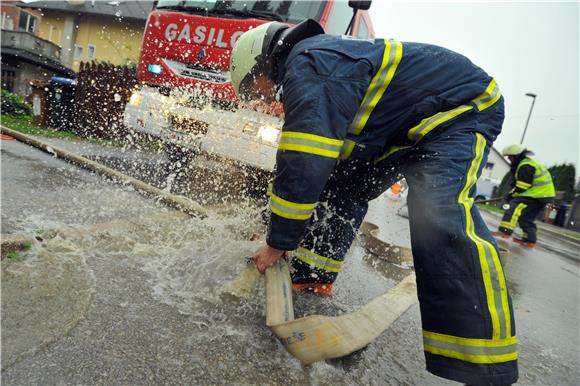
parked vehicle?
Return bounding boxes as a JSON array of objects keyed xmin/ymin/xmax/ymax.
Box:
[{"xmin": 125, "ymin": 1, "xmax": 374, "ymax": 171}]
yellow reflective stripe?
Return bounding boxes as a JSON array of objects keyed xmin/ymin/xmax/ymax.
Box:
[
  {"xmin": 279, "ymin": 131, "xmax": 343, "ymax": 158},
  {"xmin": 508, "ymin": 203, "xmax": 527, "ymax": 229},
  {"xmin": 374, "ymin": 145, "xmax": 411, "ymax": 164},
  {"xmin": 423, "ymin": 331, "xmax": 517, "ymax": 347},
  {"xmin": 423, "ymin": 330, "xmax": 518, "ymax": 363},
  {"xmin": 472, "ymin": 78, "xmax": 502, "ymax": 111},
  {"xmin": 424, "ymin": 345, "xmax": 518, "ymax": 364},
  {"xmin": 269, "ymin": 193, "xmax": 316, "ymax": 221},
  {"xmin": 339, "ymin": 140, "xmax": 356, "ymax": 159},
  {"xmin": 459, "ymin": 133, "xmax": 510, "ymax": 339},
  {"xmin": 349, "ymin": 40, "xmax": 403, "ymax": 135},
  {"xmin": 293, "ymin": 247, "xmax": 343, "ymax": 273},
  {"xmin": 500, "ymin": 221, "xmax": 516, "ymax": 230},
  {"xmin": 515, "ymin": 181, "xmax": 532, "ymax": 189},
  {"xmin": 266, "ymin": 182, "xmax": 273, "ymax": 197},
  {"xmin": 407, "ymin": 105, "xmax": 473, "ymax": 141}
]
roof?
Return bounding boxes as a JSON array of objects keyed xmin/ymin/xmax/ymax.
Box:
[
  {"xmin": 490, "ymin": 146, "xmax": 510, "ymax": 167},
  {"xmin": 19, "ymin": 1, "xmax": 152, "ymax": 22}
]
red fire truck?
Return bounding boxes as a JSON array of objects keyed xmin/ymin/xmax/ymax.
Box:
[{"xmin": 124, "ymin": 1, "xmax": 374, "ymax": 170}]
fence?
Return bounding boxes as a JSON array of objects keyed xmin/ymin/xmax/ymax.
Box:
[{"xmin": 73, "ymin": 62, "xmax": 137, "ymax": 138}]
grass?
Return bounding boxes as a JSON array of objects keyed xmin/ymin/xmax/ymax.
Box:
[
  {"xmin": 5, "ymin": 241, "xmax": 32, "ymax": 260},
  {"xmin": 476, "ymin": 203, "xmax": 505, "ymax": 215},
  {"xmin": 1, "ymin": 114, "xmax": 162, "ymax": 151},
  {"xmin": 1, "ymin": 114, "xmax": 80, "ymax": 140}
]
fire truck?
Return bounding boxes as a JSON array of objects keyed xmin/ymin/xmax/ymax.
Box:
[{"xmin": 124, "ymin": 1, "xmax": 374, "ymax": 171}]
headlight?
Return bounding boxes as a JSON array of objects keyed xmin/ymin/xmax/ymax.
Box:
[
  {"xmin": 129, "ymin": 93, "xmax": 143, "ymax": 106},
  {"xmin": 259, "ymin": 125, "xmax": 280, "ymax": 144}
]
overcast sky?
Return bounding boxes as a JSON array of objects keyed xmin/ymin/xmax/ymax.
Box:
[{"xmin": 369, "ymin": 1, "xmax": 579, "ymax": 168}]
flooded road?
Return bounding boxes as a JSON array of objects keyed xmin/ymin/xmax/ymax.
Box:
[{"xmin": 2, "ymin": 137, "xmax": 578, "ymax": 385}]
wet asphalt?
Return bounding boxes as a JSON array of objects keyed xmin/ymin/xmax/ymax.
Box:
[{"xmin": 1, "ymin": 136, "xmax": 578, "ymax": 385}]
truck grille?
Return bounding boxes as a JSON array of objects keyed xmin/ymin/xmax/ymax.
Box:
[{"xmin": 162, "ymin": 58, "xmax": 230, "ymax": 84}]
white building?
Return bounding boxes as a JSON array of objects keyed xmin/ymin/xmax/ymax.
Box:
[{"xmin": 476, "ymin": 146, "xmax": 511, "ymax": 199}]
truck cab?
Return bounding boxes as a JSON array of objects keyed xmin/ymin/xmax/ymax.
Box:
[{"xmin": 125, "ymin": 1, "xmax": 374, "ymax": 170}]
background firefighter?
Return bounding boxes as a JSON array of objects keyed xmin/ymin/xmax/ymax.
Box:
[
  {"xmin": 492, "ymin": 144, "xmax": 556, "ymax": 248},
  {"xmin": 230, "ymin": 20, "xmax": 518, "ymax": 385}
]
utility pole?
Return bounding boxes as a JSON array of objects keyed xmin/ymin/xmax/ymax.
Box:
[{"xmin": 521, "ymin": 93, "xmax": 537, "ymax": 144}]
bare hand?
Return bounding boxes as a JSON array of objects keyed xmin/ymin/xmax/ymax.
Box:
[{"xmin": 253, "ymin": 245, "xmax": 286, "ymax": 274}]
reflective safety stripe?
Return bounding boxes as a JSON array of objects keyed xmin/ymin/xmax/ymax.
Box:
[
  {"xmin": 348, "ymin": 40, "xmax": 403, "ymax": 135},
  {"xmin": 270, "ymin": 193, "xmax": 316, "ymax": 221},
  {"xmin": 534, "ymin": 180, "xmax": 552, "ymax": 187},
  {"xmin": 374, "ymin": 144, "xmax": 410, "ymax": 164},
  {"xmin": 515, "ymin": 180, "xmax": 532, "ymax": 189},
  {"xmin": 376, "ymin": 78, "xmax": 502, "ymax": 163},
  {"xmin": 293, "ymin": 247, "xmax": 343, "ymax": 273},
  {"xmin": 407, "ymin": 105, "xmax": 473, "ymax": 142},
  {"xmin": 502, "ymin": 203, "xmax": 527, "ymax": 231},
  {"xmin": 472, "ymin": 78, "xmax": 502, "ymax": 111},
  {"xmin": 459, "ymin": 133, "xmax": 511, "ymax": 339},
  {"xmin": 279, "ymin": 131, "xmax": 343, "ymax": 158},
  {"xmin": 339, "ymin": 140, "xmax": 357, "ymax": 159},
  {"xmin": 423, "ymin": 331, "xmax": 518, "ymax": 364}
]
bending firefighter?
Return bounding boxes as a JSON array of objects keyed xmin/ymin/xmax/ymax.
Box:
[
  {"xmin": 231, "ymin": 20, "xmax": 517, "ymax": 385},
  {"xmin": 492, "ymin": 144, "xmax": 556, "ymax": 248}
]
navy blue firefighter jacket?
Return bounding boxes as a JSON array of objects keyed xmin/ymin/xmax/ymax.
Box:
[{"xmin": 267, "ymin": 34, "xmax": 505, "ymax": 251}]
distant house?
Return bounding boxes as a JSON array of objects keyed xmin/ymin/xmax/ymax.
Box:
[
  {"xmin": 476, "ymin": 146, "xmax": 511, "ymax": 199},
  {"xmin": 1, "ymin": 0, "xmax": 74, "ymax": 96},
  {"xmin": 1, "ymin": 0, "xmax": 150, "ymax": 98},
  {"xmin": 22, "ymin": 0, "xmax": 151, "ymax": 71}
]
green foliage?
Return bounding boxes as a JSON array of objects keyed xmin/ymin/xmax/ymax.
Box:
[
  {"xmin": 495, "ymin": 171, "xmax": 514, "ymax": 198},
  {"xmin": 0, "ymin": 114, "xmax": 80, "ymax": 140},
  {"xmin": 1, "ymin": 90, "xmax": 33, "ymax": 116},
  {"xmin": 548, "ymin": 163, "xmax": 576, "ymax": 200}
]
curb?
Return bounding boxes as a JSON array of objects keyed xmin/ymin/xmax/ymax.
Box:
[{"xmin": 1, "ymin": 126, "xmax": 207, "ymax": 218}]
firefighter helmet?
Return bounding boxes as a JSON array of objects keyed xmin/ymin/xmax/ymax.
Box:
[
  {"xmin": 230, "ymin": 22, "xmax": 289, "ymax": 98},
  {"xmin": 502, "ymin": 144, "xmax": 527, "ymax": 156},
  {"xmin": 230, "ymin": 19, "xmax": 324, "ymax": 99}
]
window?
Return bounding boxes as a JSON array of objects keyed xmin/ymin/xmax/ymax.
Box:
[
  {"xmin": 87, "ymin": 44, "xmax": 96, "ymax": 60},
  {"xmin": 325, "ymin": 0, "xmax": 353, "ymax": 36},
  {"xmin": 18, "ymin": 11, "xmax": 37, "ymax": 33},
  {"xmin": 356, "ymin": 18, "xmax": 369, "ymax": 38},
  {"xmin": 74, "ymin": 45, "xmax": 83, "ymax": 60},
  {"xmin": 485, "ymin": 162, "xmax": 495, "ymax": 170}
]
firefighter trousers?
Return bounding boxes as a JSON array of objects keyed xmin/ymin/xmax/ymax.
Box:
[
  {"xmin": 498, "ymin": 196, "xmax": 549, "ymax": 242},
  {"xmin": 291, "ymin": 130, "xmax": 518, "ymax": 385}
]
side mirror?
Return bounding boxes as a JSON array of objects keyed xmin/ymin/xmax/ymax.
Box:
[{"xmin": 348, "ymin": 1, "xmax": 372, "ymax": 11}]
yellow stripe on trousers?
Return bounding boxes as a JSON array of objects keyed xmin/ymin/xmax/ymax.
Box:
[{"xmin": 459, "ymin": 133, "xmax": 511, "ymax": 339}]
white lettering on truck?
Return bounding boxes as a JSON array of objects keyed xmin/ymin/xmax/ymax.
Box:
[
  {"xmin": 165, "ymin": 23, "xmax": 178, "ymax": 40},
  {"xmin": 165, "ymin": 23, "xmax": 243, "ymax": 48}
]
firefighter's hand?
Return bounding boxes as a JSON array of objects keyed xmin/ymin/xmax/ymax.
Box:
[{"xmin": 253, "ymin": 245, "xmax": 286, "ymax": 274}]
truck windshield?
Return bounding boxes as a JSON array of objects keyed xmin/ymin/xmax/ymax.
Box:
[{"xmin": 156, "ymin": 1, "xmax": 325, "ymax": 23}]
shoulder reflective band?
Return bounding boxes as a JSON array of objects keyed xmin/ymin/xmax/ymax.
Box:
[
  {"xmin": 293, "ymin": 247, "xmax": 344, "ymax": 273},
  {"xmin": 348, "ymin": 40, "xmax": 403, "ymax": 135},
  {"xmin": 423, "ymin": 331, "xmax": 517, "ymax": 364},
  {"xmin": 472, "ymin": 78, "xmax": 502, "ymax": 111},
  {"xmin": 278, "ymin": 131, "xmax": 343, "ymax": 159},
  {"xmin": 515, "ymin": 180, "xmax": 532, "ymax": 189},
  {"xmin": 270, "ymin": 192, "xmax": 316, "ymax": 221}
]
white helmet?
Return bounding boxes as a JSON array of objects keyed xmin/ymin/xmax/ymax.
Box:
[
  {"xmin": 230, "ymin": 22, "xmax": 288, "ymax": 98},
  {"xmin": 502, "ymin": 144, "xmax": 527, "ymax": 156},
  {"xmin": 229, "ymin": 19, "xmax": 324, "ymax": 99}
]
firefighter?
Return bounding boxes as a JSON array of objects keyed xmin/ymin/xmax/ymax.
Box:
[
  {"xmin": 492, "ymin": 144, "xmax": 555, "ymax": 248},
  {"xmin": 230, "ymin": 20, "xmax": 517, "ymax": 385}
]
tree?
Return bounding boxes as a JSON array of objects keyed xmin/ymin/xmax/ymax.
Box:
[{"xmin": 548, "ymin": 163, "xmax": 576, "ymax": 201}]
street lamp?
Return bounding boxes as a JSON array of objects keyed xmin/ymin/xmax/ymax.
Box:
[{"xmin": 520, "ymin": 92, "xmax": 537, "ymax": 144}]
